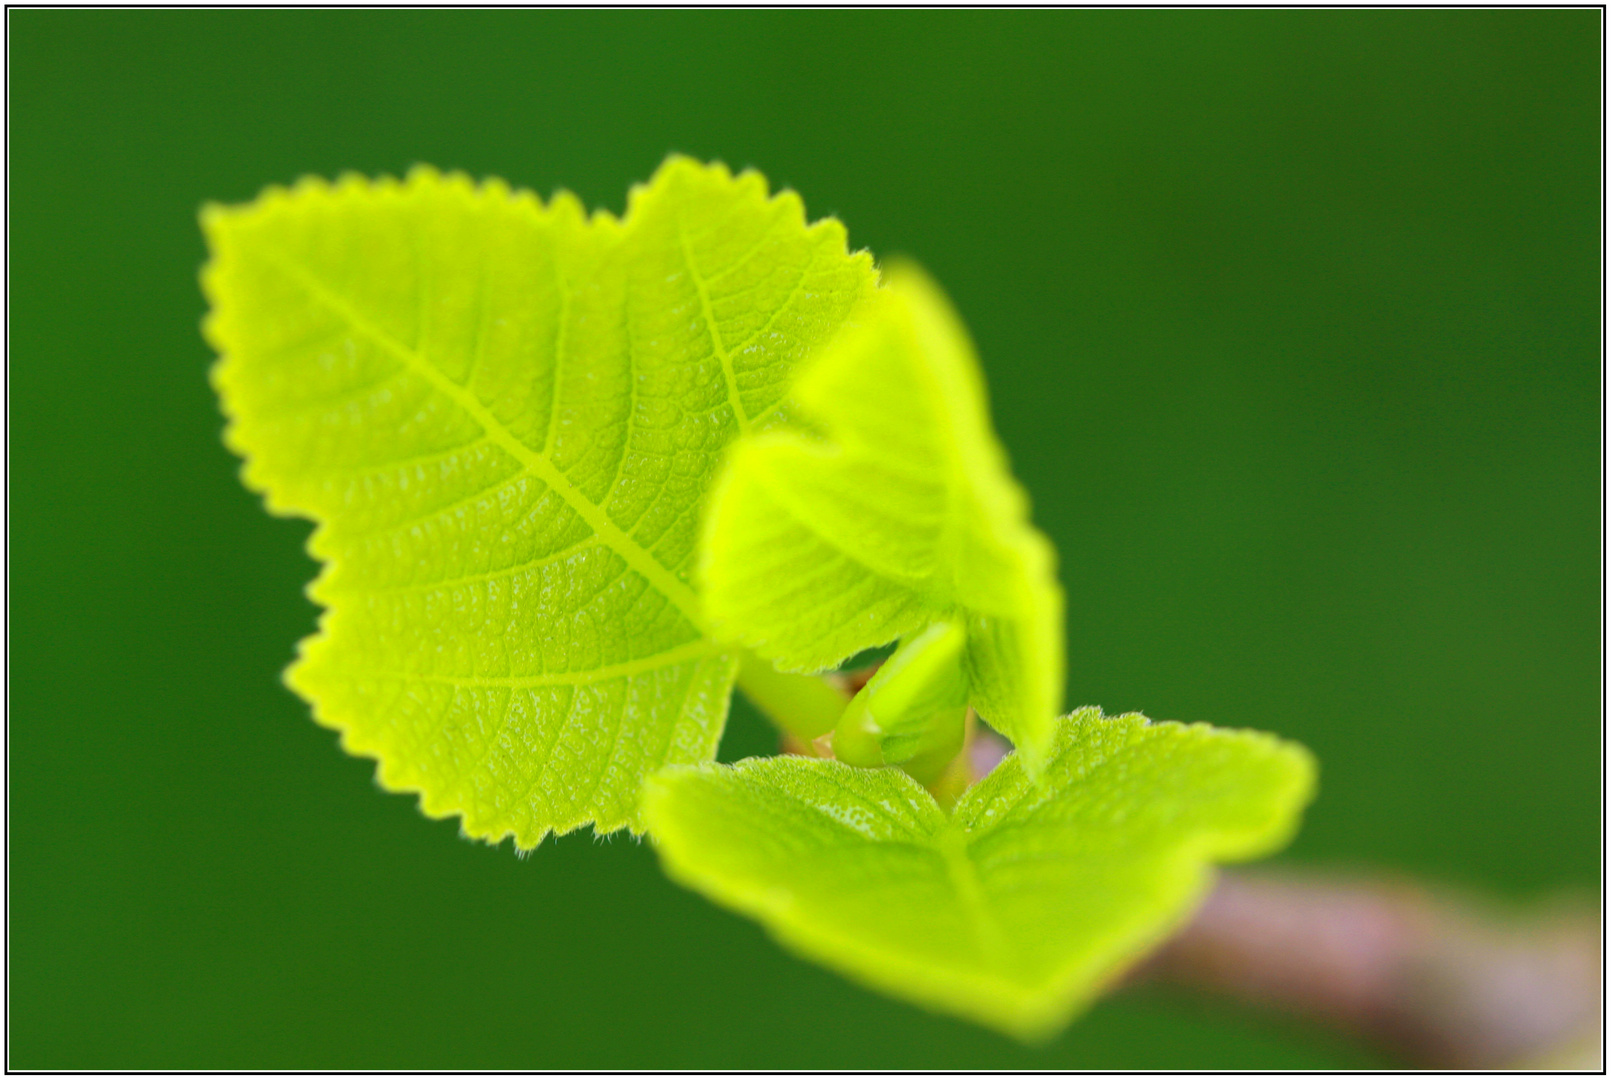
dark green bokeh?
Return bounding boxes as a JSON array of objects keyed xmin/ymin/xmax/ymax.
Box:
[{"xmin": 10, "ymin": 9, "xmax": 1598, "ymax": 1068}]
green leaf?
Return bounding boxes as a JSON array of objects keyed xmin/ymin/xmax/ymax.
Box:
[
  {"xmin": 644, "ymin": 708, "xmax": 1316, "ymax": 1041},
  {"xmin": 699, "ymin": 263, "xmax": 1065, "ymax": 773},
  {"xmin": 203, "ymin": 158, "xmax": 878, "ymax": 846}
]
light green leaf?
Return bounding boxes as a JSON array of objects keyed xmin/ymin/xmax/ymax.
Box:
[
  {"xmin": 699, "ymin": 264, "xmax": 1065, "ymax": 773},
  {"xmin": 204, "ymin": 158, "xmax": 878, "ymax": 846},
  {"xmin": 644, "ymin": 708, "xmax": 1316, "ymax": 1041}
]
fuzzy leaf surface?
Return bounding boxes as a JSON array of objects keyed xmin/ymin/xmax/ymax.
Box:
[
  {"xmin": 700, "ymin": 264, "xmax": 1065, "ymax": 771},
  {"xmin": 645, "ymin": 709, "xmax": 1316, "ymax": 1040},
  {"xmin": 205, "ymin": 158, "xmax": 878, "ymax": 846}
]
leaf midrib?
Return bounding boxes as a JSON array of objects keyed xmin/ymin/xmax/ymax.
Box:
[{"xmin": 264, "ymin": 247, "xmax": 707, "ymax": 629}]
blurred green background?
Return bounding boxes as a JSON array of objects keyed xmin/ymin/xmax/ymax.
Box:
[{"xmin": 10, "ymin": 9, "xmax": 1600, "ymax": 1068}]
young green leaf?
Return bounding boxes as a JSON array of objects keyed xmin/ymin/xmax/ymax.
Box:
[
  {"xmin": 204, "ymin": 158, "xmax": 878, "ymax": 846},
  {"xmin": 644, "ymin": 708, "xmax": 1315, "ymax": 1041},
  {"xmin": 699, "ymin": 264, "xmax": 1065, "ymax": 773},
  {"xmin": 831, "ymin": 618, "xmax": 970, "ymax": 772}
]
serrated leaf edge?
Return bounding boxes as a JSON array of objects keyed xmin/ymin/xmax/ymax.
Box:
[{"xmin": 202, "ymin": 158, "xmax": 870, "ymax": 847}]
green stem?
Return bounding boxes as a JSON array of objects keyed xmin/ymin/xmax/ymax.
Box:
[
  {"xmin": 734, "ymin": 650, "xmax": 981, "ymax": 808},
  {"xmin": 734, "ymin": 651, "xmax": 848, "ymax": 745}
]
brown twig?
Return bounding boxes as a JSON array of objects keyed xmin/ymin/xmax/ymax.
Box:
[{"xmin": 1134, "ymin": 869, "xmax": 1603, "ymax": 1070}]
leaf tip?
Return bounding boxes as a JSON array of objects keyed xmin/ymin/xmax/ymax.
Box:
[
  {"xmin": 402, "ymin": 161, "xmax": 444, "ymax": 188},
  {"xmin": 629, "ymin": 152, "xmax": 715, "ymax": 209},
  {"xmin": 545, "ymin": 185, "xmax": 587, "ymax": 222},
  {"xmin": 196, "ymin": 199, "xmax": 232, "ymax": 239}
]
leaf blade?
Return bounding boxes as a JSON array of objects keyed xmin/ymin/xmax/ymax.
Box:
[
  {"xmin": 645, "ymin": 708, "xmax": 1316, "ymax": 1040},
  {"xmin": 205, "ymin": 160, "xmax": 878, "ymax": 845}
]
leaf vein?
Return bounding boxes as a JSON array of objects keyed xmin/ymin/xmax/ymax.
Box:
[
  {"xmin": 353, "ymin": 639, "xmax": 725, "ymax": 688},
  {"xmin": 263, "ymin": 247, "xmax": 704, "ymax": 626},
  {"xmin": 675, "ymin": 215, "xmax": 750, "ymax": 436},
  {"xmin": 724, "ymin": 251, "xmax": 815, "ymax": 363},
  {"xmin": 339, "ymin": 536, "xmax": 599, "ymax": 598}
]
